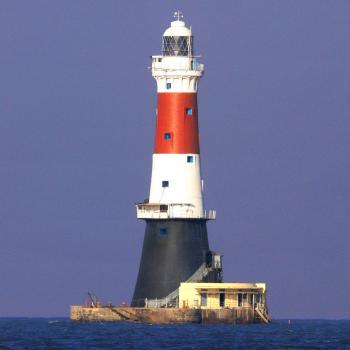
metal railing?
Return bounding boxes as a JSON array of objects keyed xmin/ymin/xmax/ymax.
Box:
[
  {"xmin": 145, "ymin": 262, "xmax": 212, "ymax": 308},
  {"xmin": 136, "ymin": 203, "xmax": 216, "ymax": 220},
  {"xmin": 151, "ymin": 64, "xmax": 204, "ymax": 73},
  {"xmin": 204, "ymin": 210, "xmax": 216, "ymax": 220},
  {"xmin": 151, "ymin": 56, "xmax": 204, "ymax": 73}
]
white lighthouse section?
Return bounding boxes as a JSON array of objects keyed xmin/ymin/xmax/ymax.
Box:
[
  {"xmin": 148, "ymin": 154, "xmax": 204, "ymax": 218},
  {"xmin": 151, "ymin": 19, "xmax": 204, "ymax": 93},
  {"xmin": 137, "ymin": 153, "xmax": 216, "ymax": 220}
]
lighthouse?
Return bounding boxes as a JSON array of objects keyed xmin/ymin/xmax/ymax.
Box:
[
  {"xmin": 70, "ymin": 13, "xmax": 271, "ymax": 323},
  {"xmin": 132, "ymin": 13, "xmax": 222, "ymax": 307}
]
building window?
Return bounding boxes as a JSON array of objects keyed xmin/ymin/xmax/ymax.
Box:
[
  {"xmin": 159, "ymin": 228, "xmax": 167, "ymax": 235},
  {"xmin": 166, "ymin": 83, "xmax": 171, "ymax": 90},
  {"xmin": 185, "ymin": 107, "xmax": 193, "ymax": 115},
  {"xmin": 164, "ymin": 132, "xmax": 171, "ymax": 140},
  {"xmin": 238, "ymin": 293, "xmax": 243, "ymax": 307},
  {"xmin": 219, "ymin": 293, "xmax": 225, "ymax": 307},
  {"xmin": 201, "ymin": 293, "xmax": 207, "ymax": 306},
  {"xmin": 187, "ymin": 155, "xmax": 194, "ymax": 163},
  {"xmin": 162, "ymin": 181, "xmax": 169, "ymax": 188}
]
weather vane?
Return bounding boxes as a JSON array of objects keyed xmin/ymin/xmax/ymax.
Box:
[{"xmin": 174, "ymin": 10, "xmax": 183, "ymax": 21}]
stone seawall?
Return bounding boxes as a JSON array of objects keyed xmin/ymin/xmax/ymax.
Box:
[
  {"xmin": 201, "ymin": 308, "xmax": 254, "ymax": 324},
  {"xmin": 70, "ymin": 306, "xmax": 259, "ymax": 324}
]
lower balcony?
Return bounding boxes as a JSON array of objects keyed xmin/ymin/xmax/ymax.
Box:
[{"xmin": 136, "ymin": 203, "xmax": 216, "ymax": 220}]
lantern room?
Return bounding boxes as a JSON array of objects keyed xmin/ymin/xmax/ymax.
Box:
[{"xmin": 162, "ymin": 13, "xmax": 193, "ymax": 57}]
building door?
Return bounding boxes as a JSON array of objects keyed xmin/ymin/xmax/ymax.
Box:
[{"xmin": 219, "ymin": 293, "xmax": 225, "ymax": 307}]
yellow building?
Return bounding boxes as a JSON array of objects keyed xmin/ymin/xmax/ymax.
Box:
[{"xmin": 179, "ymin": 282, "xmax": 267, "ymax": 310}]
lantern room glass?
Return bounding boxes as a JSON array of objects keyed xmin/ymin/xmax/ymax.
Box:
[{"xmin": 162, "ymin": 36, "xmax": 193, "ymax": 56}]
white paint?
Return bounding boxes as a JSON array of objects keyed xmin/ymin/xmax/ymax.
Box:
[
  {"xmin": 163, "ymin": 20, "xmax": 191, "ymax": 37},
  {"xmin": 136, "ymin": 203, "xmax": 216, "ymax": 220},
  {"xmin": 151, "ymin": 56, "xmax": 203, "ymax": 93},
  {"xmin": 148, "ymin": 154, "xmax": 204, "ymax": 218},
  {"xmin": 150, "ymin": 19, "xmax": 203, "ymax": 93}
]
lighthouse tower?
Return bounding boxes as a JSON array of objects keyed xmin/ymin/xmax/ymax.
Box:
[{"xmin": 132, "ymin": 13, "xmax": 222, "ymax": 307}]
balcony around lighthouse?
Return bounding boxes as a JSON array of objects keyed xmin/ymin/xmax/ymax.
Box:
[
  {"xmin": 151, "ymin": 56, "xmax": 204, "ymax": 74},
  {"xmin": 136, "ymin": 202, "xmax": 216, "ymax": 220}
]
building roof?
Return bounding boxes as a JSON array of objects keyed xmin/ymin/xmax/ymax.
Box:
[{"xmin": 180, "ymin": 282, "xmax": 266, "ymax": 292}]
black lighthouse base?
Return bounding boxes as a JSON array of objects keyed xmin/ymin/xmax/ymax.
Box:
[{"xmin": 131, "ymin": 219, "xmax": 220, "ymax": 307}]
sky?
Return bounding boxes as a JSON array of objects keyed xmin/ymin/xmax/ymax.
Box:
[{"xmin": 0, "ymin": 0, "xmax": 349, "ymax": 319}]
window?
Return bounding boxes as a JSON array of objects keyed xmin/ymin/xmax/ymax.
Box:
[
  {"xmin": 201, "ymin": 293, "xmax": 207, "ymax": 306},
  {"xmin": 162, "ymin": 181, "xmax": 169, "ymax": 188},
  {"xmin": 191, "ymin": 59, "xmax": 199, "ymax": 70},
  {"xmin": 164, "ymin": 132, "xmax": 171, "ymax": 140},
  {"xmin": 166, "ymin": 82, "xmax": 171, "ymax": 90},
  {"xmin": 185, "ymin": 107, "xmax": 193, "ymax": 115},
  {"xmin": 187, "ymin": 155, "xmax": 194, "ymax": 163},
  {"xmin": 157, "ymin": 58, "xmax": 162, "ymax": 62},
  {"xmin": 159, "ymin": 228, "xmax": 167, "ymax": 235},
  {"xmin": 238, "ymin": 293, "xmax": 243, "ymax": 307},
  {"xmin": 160, "ymin": 204, "xmax": 168, "ymax": 212},
  {"xmin": 219, "ymin": 293, "xmax": 225, "ymax": 307}
]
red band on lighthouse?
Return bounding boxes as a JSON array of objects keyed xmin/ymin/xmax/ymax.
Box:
[{"xmin": 154, "ymin": 93, "xmax": 199, "ymax": 154}]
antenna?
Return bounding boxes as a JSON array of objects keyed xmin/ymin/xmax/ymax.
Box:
[{"xmin": 174, "ymin": 10, "xmax": 183, "ymax": 21}]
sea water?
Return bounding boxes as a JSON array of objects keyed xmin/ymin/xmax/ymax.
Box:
[{"xmin": 0, "ymin": 318, "xmax": 349, "ymax": 349}]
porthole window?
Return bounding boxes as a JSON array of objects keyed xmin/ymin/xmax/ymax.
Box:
[
  {"xmin": 164, "ymin": 133, "xmax": 171, "ymax": 140},
  {"xmin": 159, "ymin": 228, "xmax": 167, "ymax": 235},
  {"xmin": 187, "ymin": 156, "xmax": 194, "ymax": 163},
  {"xmin": 185, "ymin": 107, "xmax": 193, "ymax": 115},
  {"xmin": 162, "ymin": 181, "xmax": 169, "ymax": 188}
]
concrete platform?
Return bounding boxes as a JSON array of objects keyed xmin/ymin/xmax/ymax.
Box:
[{"xmin": 70, "ymin": 306, "xmax": 264, "ymax": 324}]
